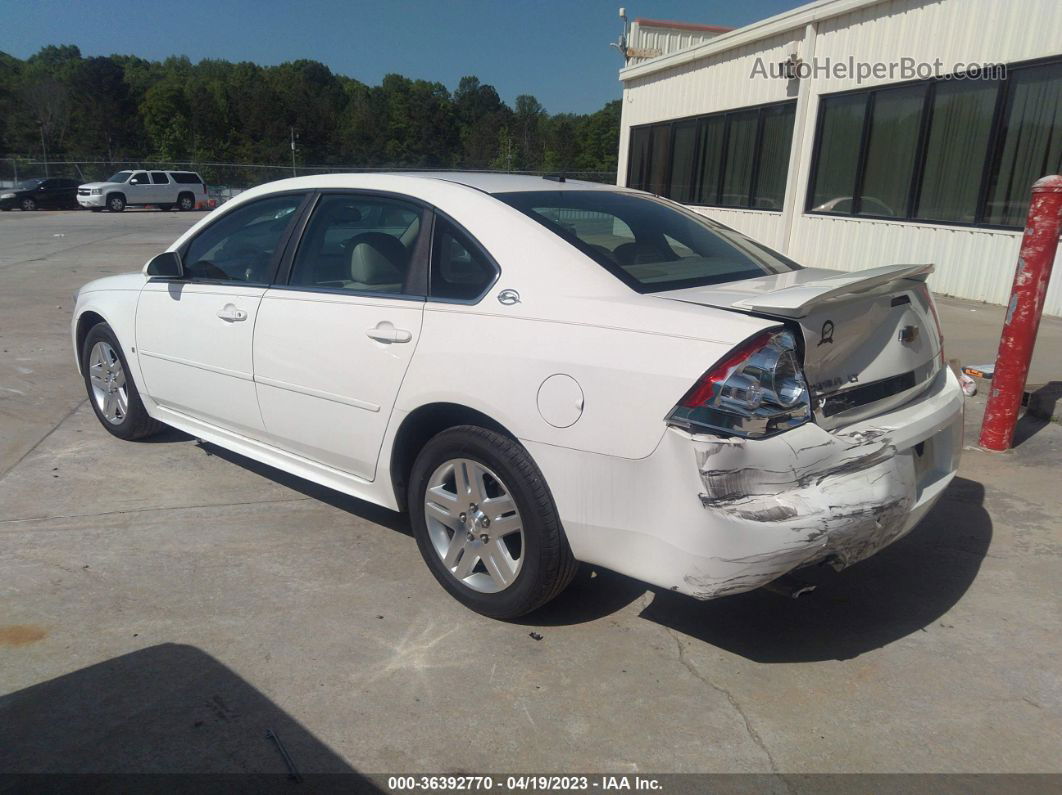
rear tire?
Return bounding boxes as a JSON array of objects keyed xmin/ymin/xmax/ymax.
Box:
[
  {"xmin": 107, "ymin": 194, "xmax": 125, "ymax": 212},
  {"xmin": 177, "ymin": 193, "xmax": 195, "ymax": 211},
  {"xmin": 81, "ymin": 323, "xmax": 164, "ymax": 440},
  {"xmin": 408, "ymin": 425, "xmax": 577, "ymax": 619}
]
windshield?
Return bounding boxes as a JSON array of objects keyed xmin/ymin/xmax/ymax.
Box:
[
  {"xmin": 106, "ymin": 171, "xmax": 133, "ymax": 183},
  {"xmin": 494, "ymin": 190, "xmax": 799, "ymax": 293},
  {"xmin": 17, "ymin": 179, "xmax": 44, "ymax": 190}
]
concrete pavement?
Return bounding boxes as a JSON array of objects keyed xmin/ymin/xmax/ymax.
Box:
[{"xmin": 1, "ymin": 209, "xmax": 1060, "ymax": 776}]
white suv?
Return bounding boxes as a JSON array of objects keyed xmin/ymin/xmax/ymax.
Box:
[{"xmin": 77, "ymin": 170, "xmax": 206, "ymax": 212}]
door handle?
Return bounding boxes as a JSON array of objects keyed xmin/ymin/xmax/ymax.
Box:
[
  {"xmin": 366, "ymin": 322, "xmax": 412, "ymax": 343},
  {"xmin": 217, "ymin": 304, "xmax": 248, "ymax": 322}
]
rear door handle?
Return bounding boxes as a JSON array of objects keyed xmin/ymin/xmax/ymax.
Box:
[
  {"xmin": 366, "ymin": 322, "xmax": 413, "ymax": 344},
  {"xmin": 217, "ymin": 304, "xmax": 248, "ymax": 322}
]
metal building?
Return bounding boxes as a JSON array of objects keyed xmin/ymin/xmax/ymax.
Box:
[{"xmin": 617, "ymin": 0, "xmax": 1062, "ymax": 315}]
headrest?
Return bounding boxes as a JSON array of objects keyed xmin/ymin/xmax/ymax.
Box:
[
  {"xmin": 325, "ymin": 204, "xmax": 362, "ymax": 223},
  {"xmin": 348, "ymin": 233, "xmax": 407, "ymax": 285}
]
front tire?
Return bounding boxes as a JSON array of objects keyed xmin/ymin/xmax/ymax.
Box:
[
  {"xmin": 107, "ymin": 194, "xmax": 125, "ymax": 212},
  {"xmin": 20, "ymin": 197, "xmax": 37, "ymax": 211},
  {"xmin": 81, "ymin": 323, "xmax": 163, "ymax": 440},
  {"xmin": 408, "ymin": 426, "xmax": 577, "ymax": 619}
]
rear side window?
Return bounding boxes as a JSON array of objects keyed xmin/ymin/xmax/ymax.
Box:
[
  {"xmin": 289, "ymin": 194, "xmax": 423, "ymax": 294},
  {"xmin": 429, "ymin": 218, "xmax": 497, "ymax": 301},
  {"xmin": 150, "ymin": 172, "xmax": 169, "ymax": 184},
  {"xmin": 494, "ymin": 190, "xmax": 798, "ymax": 293},
  {"xmin": 183, "ymin": 194, "xmax": 304, "ymax": 283},
  {"xmin": 171, "ymin": 172, "xmax": 204, "ymax": 184}
]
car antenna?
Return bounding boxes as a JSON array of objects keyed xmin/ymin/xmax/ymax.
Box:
[{"xmin": 542, "ymin": 174, "xmax": 566, "ymax": 183}]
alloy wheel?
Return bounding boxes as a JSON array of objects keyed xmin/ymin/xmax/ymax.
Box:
[
  {"xmin": 87, "ymin": 341, "xmax": 128, "ymax": 425},
  {"xmin": 423, "ymin": 458, "xmax": 524, "ymax": 593}
]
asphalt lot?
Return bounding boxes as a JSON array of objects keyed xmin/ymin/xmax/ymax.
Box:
[{"xmin": 1, "ymin": 208, "xmax": 1060, "ymax": 777}]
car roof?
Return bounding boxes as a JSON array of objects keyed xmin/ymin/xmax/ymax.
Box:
[{"xmin": 388, "ymin": 172, "xmax": 623, "ymax": 194}]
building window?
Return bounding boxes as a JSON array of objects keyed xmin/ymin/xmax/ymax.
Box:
[
  {"xmin": 984, "ymin": 61, "xmax": 1062, "ymax": 226},
  {"xmin": 754, "ymin": 103, "xmax": 797, "ymax": 210},
  {"xmin": 668, "ymin": 121, "xmax": 699, "ymax": 203},
  {"xmin": 808, "ymin": 58, "xmax": 1062, "ymax": 229},
  {"xmin": 915, "ymin": 81, "xmax": 997, "ymax": 223},
  {"xmin": 626, "ymin": 100, "xmax": 796, "ymax": 212},
  {"xmin": 858, "ymin": 85, "xmax": 923, "ymax": 218}
]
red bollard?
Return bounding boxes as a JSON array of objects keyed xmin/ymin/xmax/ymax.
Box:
[{"xmin": 979, "ymin": 175, "xmax": 1062, "ymax": 451}]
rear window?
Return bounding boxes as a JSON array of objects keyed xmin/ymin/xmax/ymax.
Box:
[
  {"xmin": 171, "ymin": 172, "xmax": 204, "ymax": 184},
  {"xmin": 494, "ymin": 190, "xmax": 799, "ymax": 293}
]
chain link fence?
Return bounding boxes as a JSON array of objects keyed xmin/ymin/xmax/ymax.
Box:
[{"xmin": 1, "ymin": 157, "xmax": 617, "ymax": 205}]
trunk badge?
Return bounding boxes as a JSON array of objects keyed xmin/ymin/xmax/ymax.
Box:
[{"xmin": 898, "ymin": 325, "xmax": 920, "ymax": 344}]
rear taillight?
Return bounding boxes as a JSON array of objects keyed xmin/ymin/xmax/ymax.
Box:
[
  {"xmin": 915, "ymin": 283, "xmax": 946, "ymax": 363},
  {"xmin": 666, "ymin": 328, "xmax": 812, "ymax": 439}
]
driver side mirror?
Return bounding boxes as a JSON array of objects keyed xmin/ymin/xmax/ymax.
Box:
[
  {"xmin": 130, "ymin": 178, "xmax": 142, "ymax": 185},
  {"xmin": 146, "ymin": 251, "xmax": 184, "ymax": 278}
]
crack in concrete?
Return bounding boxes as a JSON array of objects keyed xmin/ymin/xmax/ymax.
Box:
[
  {"xmin": 0, "ymin": 398, "xmax": 87, "ymax": 482},
  {"xmin": 664, "ymin": 626, "xmax": 793, "ymax": 788},
  {"xmin": 0, "ymin": 495, "xmax": 313, "ymax": 526}
]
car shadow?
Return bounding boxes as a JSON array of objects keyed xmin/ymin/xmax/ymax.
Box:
[
  {"xmin": 135, "ymin": 426, "xmax": 195, "ymax": 444},
  {"xmin": 0, "ymin": 643, "xmax": 377, "ymax": 787},
  {"xmin": 184, "ymin": 435, "xmax": 990, "ymax": 662},
  {"xmin": 637, "ymin": 476, "xmax": 992, "ymax": 662},
  {"xmin": 195, "ymin": 441, "xmax": 412, "ymax": 537}
]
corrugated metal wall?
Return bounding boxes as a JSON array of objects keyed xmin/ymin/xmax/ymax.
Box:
[
  {"xmin": 627, "ymin": 22, "xmax": 725, "ymax": 65},
  {"xmin": 618, "ymin": 0, "xmax": 1062, "ymax": 316}
]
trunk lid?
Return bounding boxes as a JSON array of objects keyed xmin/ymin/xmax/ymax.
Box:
[{"xmin": 656, "ymin": 264, "xmax": 943, "ymax": 429}]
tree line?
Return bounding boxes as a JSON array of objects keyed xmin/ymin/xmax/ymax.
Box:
[{"xmin": 0, "ymin": 45, "xmax": 621, "ymax": 178}]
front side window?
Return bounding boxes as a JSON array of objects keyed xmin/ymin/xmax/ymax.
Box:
[
  {"xmin": 429, "ymin": 218, "xmax": 498, "ymax": 301},
  {"xmin": 183, "ymin": 194, "xmax": 305, "ymax": 283},
  {"xmin": 150, "ymin": 171, "xmax": 169, "ymax": 184},
  {"xmin": 289, "ymin": 194, "xmax": 423, "ymax": 293},
  {"xmin": 130, "ymin": 171, "xmax": 149, "ymax": 185},
  {"xmin": 496, "ymin": 190, "xmax": 798, "ymax": 294}
]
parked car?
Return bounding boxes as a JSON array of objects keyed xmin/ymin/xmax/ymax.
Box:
[
  {"xmin": 0, "ymin": 177, "xmax": 80, "ymax": 211},
  {"xmin": 77, "ymin": 170, "xmax": 206, "ymax": 212},
  {"xmin": 71, "ymin": 173, "xmax": 963, "ymax": 619}
]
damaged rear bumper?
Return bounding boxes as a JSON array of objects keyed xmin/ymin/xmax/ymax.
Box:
[{"xmin": 530, "ymin": 366, "xmax": 964, "ymax": 600}]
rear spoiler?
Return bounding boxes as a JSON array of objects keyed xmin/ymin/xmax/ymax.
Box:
[{"xmin": 733, "ymin": 263, "xmax": 934, "ymax": 318}]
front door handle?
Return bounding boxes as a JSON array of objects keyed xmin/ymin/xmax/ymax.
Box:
[
  {"xmin": 217, "ymin": 304, "xmax": 248, "ymax": 322},
  {"xmin": 366, "ymin": 321, "xmax": 413, "ymax": 344}
]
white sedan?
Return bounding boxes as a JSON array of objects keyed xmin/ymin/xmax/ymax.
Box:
[{"xmin": 71, "ymin": 173, "xmax": 963, "ymax": 618}]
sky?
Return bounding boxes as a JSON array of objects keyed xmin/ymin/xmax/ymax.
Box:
[{"xmin": 0, "ymin": 0, "xmax": 804, "ymax": 114}]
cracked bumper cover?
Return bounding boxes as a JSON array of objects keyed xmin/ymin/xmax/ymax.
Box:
[{"xmin": 530, "ymin": 367, "xmax": 964, "ymax": 600}]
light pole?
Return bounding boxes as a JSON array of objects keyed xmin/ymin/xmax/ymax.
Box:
[
  {"xmin": 290, "ymin": 127, "xmax": 298, "ymax": 178},
  {"xmin": 39, "ymin": 123, "xmax": 49, "ymax": 177}
]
